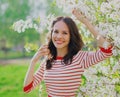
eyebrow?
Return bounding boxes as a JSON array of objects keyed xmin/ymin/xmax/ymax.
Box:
[{"xmin": 53, "ymin": 28, "xmax": 69, "ymax": 32}]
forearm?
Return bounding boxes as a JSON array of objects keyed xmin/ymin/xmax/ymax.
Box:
[
  {"xmin": 72, "ymin": 9, "xmax": 111, "ymax": 48},
  {"xmin": 24, "ymin": 61, "xmax": 35, "ymax": 86},
  {"xmin": 23, "ymin": 44, "xmax": 49, "ymax": 90},
  {"xmin": 84, "ymin": 20, "xmax": 110, "ymax": 47},
  {"xmin": 24, "ymin": 51, "xmax": 43, "ymax": 86},
  {"xmin": 24, "ymin": 44, "xmax": 49, "ymax": 86}
]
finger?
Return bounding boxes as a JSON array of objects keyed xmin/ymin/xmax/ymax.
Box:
[
  {"xmin": 42, "ymin": 48, "xmax": 49, "ymax": 53},
  {"xmin": 36, "ymin": 50, "xmax": 49, "ymax": 57},
  {"xmin": 72, "ymin": 7, "xmax": 78, "ymax": 14},
  {"xmin": 72, "ymin": 8, "xmax": 76, "ymax": 14},
  {"xmin": 38, "ymin": 45, "xmax": 48, "ymax": 51},
  {"xmin": 47, "ymin": 54, "xmax": 53, "ymax": 60},
  {"xmin": 40, "ymin": 50, "xmax": 50, "ymax": 56},
  {"xmin": 41, "ymin": 45, "xmax": 48, "ymax": 49},
  {"xmin": 40, "ymin": 47, "xmax": 50, "ymax": 54}
]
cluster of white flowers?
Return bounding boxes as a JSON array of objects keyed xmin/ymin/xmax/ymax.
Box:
[
  {"xmin": 13, "ymin": 14, "xmax": 55, "ymax": 53},
  {"xmin": 13, "ymin": 19, "xmax": 34, "ymax": 33},
  {"xmin": 13, "ymin": 14, "xmax": 55, "ymax": 33},
  {"xmin": 78, "ymin": 61, "xmax": 120, "ymax": 97},
  {"xmin": 24, "ymin": 42, "xmax": 39, "ymax": 53},
  {"xmin": 55, "ymin": 0, "xmax": 120, "ymax": 96}
]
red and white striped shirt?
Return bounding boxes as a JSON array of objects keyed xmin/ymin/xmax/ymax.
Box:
[{"xmin": 23, "ymin": 47, "xmax": 112, "ymax": 97}]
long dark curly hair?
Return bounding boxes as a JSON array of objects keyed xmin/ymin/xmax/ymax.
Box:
[{"xmin": 46, "ymin": 16, "xmax": 84, "ymax": 69}]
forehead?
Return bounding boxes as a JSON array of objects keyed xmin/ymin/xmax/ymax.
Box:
[{"xmin": 53, "ymin": 20, "xmax": 69, "ymax": 31}]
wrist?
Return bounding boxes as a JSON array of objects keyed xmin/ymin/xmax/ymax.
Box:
[
  {"xmin": 84, "ymin": 20, "xmax": 92, "ymax": 27},
  {"xmin": 96, "ymin": 35, "xmax": 101, "ymax": 40},
  {"xmin": 30, "ymin": 59, "xmax": 36, "ymax": 66},
  {"xmin": 78, "ymin": 17, "xmax": 88, "ymax": 24}
]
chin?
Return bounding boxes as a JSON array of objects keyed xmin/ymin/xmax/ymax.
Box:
[
  {"xmin": 55, "ymin": 46, "xmax": 64, "ymax": 49},
  {"xmin": 55, "ymin": 45, "xmax": 68, "ymax": 50},
  {"xmin": 54, "ymin": 44, "xmax": 63, "ymax": 48}
]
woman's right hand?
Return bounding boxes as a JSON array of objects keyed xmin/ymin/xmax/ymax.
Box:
[{"xmin": 31, "ymin": 45, "xmax": 50, "ymax": 63}]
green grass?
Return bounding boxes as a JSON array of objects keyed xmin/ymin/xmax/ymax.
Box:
[{"xmin": 0, "ymin": 64, "xmax": 47, "ymax": 97}]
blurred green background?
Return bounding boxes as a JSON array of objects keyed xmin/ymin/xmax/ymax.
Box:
[{"xmin": 0, "ymin": 0, "xmax": 64, "ymax": 97}]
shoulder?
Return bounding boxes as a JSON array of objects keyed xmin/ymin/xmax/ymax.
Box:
[{"xmin": 73, "ymin": 50, "xmax": 87, "ymax": 59}]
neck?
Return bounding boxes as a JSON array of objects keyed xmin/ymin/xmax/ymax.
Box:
[{"xmin": 57, "ymin": 48, "xmax": 68, "ymax": 57}]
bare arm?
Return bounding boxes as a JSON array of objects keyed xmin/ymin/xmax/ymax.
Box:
[
  {"xmin": 24, "ymin": 45, "xmax": 50, "ymax": 87},
  {"xmin": 72, "ymin": 8, "xmax": 111, "ymax": 48}
]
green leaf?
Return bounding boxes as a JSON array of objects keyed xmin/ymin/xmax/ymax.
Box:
[
  {"xmin": 81, "ymin": 75, "xmax": 87, "ymax": 86},
  {"xmin": 115, "ymin": 85, "xmax": 120, "ymax": 94}
]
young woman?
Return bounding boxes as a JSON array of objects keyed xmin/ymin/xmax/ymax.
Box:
[{"xmin": 23, "ymin": 9, "xmax": 113, "ymax": 97}]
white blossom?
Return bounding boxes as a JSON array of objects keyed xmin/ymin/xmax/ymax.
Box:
[
  {"xmin": 13, "ymin": 14, "xmax": 55, "ymax": 34},
  {"xmin": 112, "ymin": 49, "xmax": 118, "ymax": 56},
  {"xmin": 13, "ymin": 19, "xmax": 33, "ymax": 33}
]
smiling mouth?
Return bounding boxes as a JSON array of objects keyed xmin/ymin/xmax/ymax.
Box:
[{"xmin": 55, "ymin": 40, "xmax": 64, "ymax": 44}]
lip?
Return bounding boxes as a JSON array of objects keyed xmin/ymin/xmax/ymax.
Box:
[{"xmin": 55, "ymin": 40, "xmax": 64, "ymax": 44}]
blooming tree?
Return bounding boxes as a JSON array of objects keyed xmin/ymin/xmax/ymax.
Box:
[
  {"xmin": 55, "ymin": 0, "xmax": 120, "ymax": 97},
  {"xmin": 12, "ymin": 0, "xmax": 120, "ymax": 97}
]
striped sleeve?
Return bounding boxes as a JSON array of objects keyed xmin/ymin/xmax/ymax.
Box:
[
  {"xmin": 82, "ymin": 47, "xmax": 113, "ymax": 69},
  {"xmin": 23, "ymin": 62, "xmax": 45, "ymax": 93}
]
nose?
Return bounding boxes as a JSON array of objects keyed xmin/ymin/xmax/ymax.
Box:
[{"xmin": 56, "ymin": 33, "xmax": 63, "ymax": 39}]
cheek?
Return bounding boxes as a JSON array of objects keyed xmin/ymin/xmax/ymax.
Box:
[{"xmin": 51, "ymin": 33, "xmax": 55, "ymax": 42}]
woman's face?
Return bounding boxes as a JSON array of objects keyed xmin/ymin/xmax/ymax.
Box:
[{"xmin": 52, "ymin": 20, "xmax": 70, "ymax": 50}]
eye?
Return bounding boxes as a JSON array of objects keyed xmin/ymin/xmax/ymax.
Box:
[
  {"xmin": 63, "ymin": 31, "xmax": 68, "ymax": 35},
  {"xmin": 53, "ymin": 30, "xmax": 58, "ymax": 34}
]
